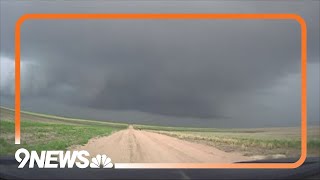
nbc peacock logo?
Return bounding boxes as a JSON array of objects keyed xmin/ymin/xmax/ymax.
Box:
[{"xmin": 90, "ymin": 154, "xmax": 113, "ymax": 168}]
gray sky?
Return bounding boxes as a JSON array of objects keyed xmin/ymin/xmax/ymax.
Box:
[{"xmin": 0, "ymin": 0, "xmax": 319, "ymax": 128}]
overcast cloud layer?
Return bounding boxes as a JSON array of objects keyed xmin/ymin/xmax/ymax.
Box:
[{"xmin": 0, "ymin": 0, "xmax": 319, "ymax": 128}]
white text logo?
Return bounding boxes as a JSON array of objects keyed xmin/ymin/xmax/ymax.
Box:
[{"xmin": 15, "ymin": 148, "xmax": 113, "ymax": 169}]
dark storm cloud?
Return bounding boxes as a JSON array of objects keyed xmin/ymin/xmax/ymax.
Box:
[
  {"xmin": 17, "ymin": 20, "xmax": 302, "ymax": 118},
  {"xmin": 1, "ymin": 0, "xmax": 319, "ymax": 127}
]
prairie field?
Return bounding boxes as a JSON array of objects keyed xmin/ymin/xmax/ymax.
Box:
[
  {"xmin": 133, "ymin": 124, "xmax": 320, "ymax": 159},
  {"xmin": 0, "ymin": 107, "xmax": 128, "ymax": 155},
  {"xmin": 1, "ymin": 106, "xmax": 319, "ymax": 161}
]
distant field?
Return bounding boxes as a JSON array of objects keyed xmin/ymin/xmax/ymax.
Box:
[
  {"xmin": 1, "ymin": 106, "xmax": 319, "ymax": 160},
  {"xmin": 133, "ymin": 124, "xmax": 320, "ymax": 159},
  {"xmin": 0, "ymin": 106, "xmax": 128, "ymax": 128},
  {"xmin": 0, "ymin": 107, "xmax": 128, "ymax": 155}
]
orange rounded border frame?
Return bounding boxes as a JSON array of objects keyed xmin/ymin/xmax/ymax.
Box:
[{"xmin": 14, "ymin": 14, "xmax": 307, "ymax": 169}]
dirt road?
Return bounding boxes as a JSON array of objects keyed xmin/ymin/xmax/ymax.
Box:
[{"xmin": 71, "ymin": 126, "xmax": 251, "ymax": 163}]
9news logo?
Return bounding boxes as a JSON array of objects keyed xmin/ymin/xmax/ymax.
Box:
[{"xmin": 15, "ymin": 148, "xmax": 113, "ymax": 168}]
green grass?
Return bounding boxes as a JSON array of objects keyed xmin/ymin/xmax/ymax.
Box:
[
  {"xmin": 0, "ymin": 106, "xmax": 128, "ymax": 128},
  {"xmin": 134, "ymin": 124, "xmax": 320, "ymax": 157},
  {"xmin": 133, "ymin": 124, "xmax": 228, "ymax": 132},
  {"xmin": 0, "ymin": 120, "xmax": 127, "ymax": 155},
  {"xmin": 1, "ymin": 106, "xmax": 319, "ymax": 158}
]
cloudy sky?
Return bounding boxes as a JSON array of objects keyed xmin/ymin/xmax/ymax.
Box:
[{"xmin": 0, "ymin": 0, "xmax": 319, "ymax": 128}]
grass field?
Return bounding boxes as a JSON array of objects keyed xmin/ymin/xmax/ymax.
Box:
[
  {"xmin": 0, "ymin": 107, "xmax": 128, "ymax": 155},
  {"xmin": 133, "ymin": 124, "xmax": 320, "ymax": 159},
  {"xmin": 1, "ymin": 106, "xmax": 319, "ymax": 159}
]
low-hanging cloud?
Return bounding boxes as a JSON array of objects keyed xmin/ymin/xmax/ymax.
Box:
[{"xmin": 0, "ymin": 0, "xmax": 319, "ymax": 127}]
